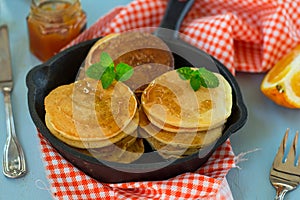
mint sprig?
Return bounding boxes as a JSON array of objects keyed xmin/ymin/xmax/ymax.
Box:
[
  {"xmin": 85, "ymin": 52, "xmax": 134, "ymax": 89},
  {"xmin": 177, "ymin": 67, "xmax": 219, "ymax": 91},
  {"xmin": 115, "ymin": 63, "xmax": 134, "ymax": 82}
]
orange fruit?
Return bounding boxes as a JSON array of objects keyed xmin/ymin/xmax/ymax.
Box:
[{"xmin": 261, "ymin": 45, "xmax": 300, "ymax": 108}]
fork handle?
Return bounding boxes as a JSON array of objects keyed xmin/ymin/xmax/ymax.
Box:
[
  {"xmin": 2, "ymin": 87, "xmax": 27, "ymax": 178},
  {"xmin": 275, "ymin": 186, "xmax": 288, "ymax": 200}
]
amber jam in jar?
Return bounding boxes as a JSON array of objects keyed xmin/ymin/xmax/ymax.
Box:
[{"xmin": 27, "ymin": 0, "xmax": 86, "ymax": 61}]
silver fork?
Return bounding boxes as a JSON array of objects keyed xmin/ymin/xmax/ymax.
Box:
[{"xmin": 270, "ymin": 128, "xmax": 300, "ymax": 200}]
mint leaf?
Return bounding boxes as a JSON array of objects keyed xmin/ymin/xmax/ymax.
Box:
[
  {"xmin": 176, "ymin": 67, "xmax": 194, "ymax": 80},
  {"xmin": 85, "ymin": 52, "xmax": 134, "ymax": 89},
  {"xmin": 101, "ymin": 67, "xmax": 115, "ymax": 89},
  {"xmin": 115, "ymin": 63, "xmax": 134, "ymax": 81},
  {"xmin": 100, "ymin": 52, "xmax": 114, "ymax": 67},
  {"xmin": 86, "ymin": 63, "xmax": 106, "ymax": 80},
  {"xmin": 198, "ymin": 68, "xmax": 219, "ymax": 88},
  {"xmin": 176, "ymin": 67, "xmax": 220, "ymax": 91},
  {"xmin": 190, "ymin": 70, "xmax": 201, "ymax": 91}
]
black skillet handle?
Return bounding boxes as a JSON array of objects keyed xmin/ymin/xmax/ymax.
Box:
[{"xmin": 155, "ymin": 0, "xmax": 195, "ymax": 39}]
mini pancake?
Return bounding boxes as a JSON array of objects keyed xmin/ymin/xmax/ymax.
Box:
[
  {"xmin": 117, "ymin": 138, "xmax": 144, "ymax": 163},
  {"xmin": 83, "ymin": 31, "xmax": 174, "ymax": 94},
  {"xmin": 77, "ymin": 130, "xmax": 141, "ymax": 163},
  {"xmin": 146, "ymin": 112, "xmax": 226, "ymax": 133},
  {"xmin": 141, "ymin": 69, "xmax": 232, "ymax": 130},
  {"xmin": 139, "ymin": 128, "xmax": 215, "ymax": 159},
  {"xmin": 44, "ymin": 79, "xmax": 138, "ymax": 148},
  {"xmin": 139, "ymin": 127, "xmax": 197, "ymax": 153},
  {"xmin": 45, "ymin": 111, "xmax": 138, "ymax": 148},
  {"xmin": 139, "ymin": 108, "xmax": 223, "ymax": 149},
  {"xmin": 81, "ymin": 138, "xmax": 144, "ymax": 164}
]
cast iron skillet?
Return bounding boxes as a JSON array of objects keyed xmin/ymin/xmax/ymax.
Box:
[{"xmin": 26, "ymin": 0, "xmax": 247, "ymax": 183}]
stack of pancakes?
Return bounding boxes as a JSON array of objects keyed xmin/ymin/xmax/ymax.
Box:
[
  {"xmin": 44, "ymin": 31, "xmax": 176, "ymax": 163},
  {"xmin": 44, "ymin": 80, "xmax": 144, "ymax": 163},
  {"xmin": 140, "ymin": 69, "xmax": 232, "ymax": 159},
  {"xmin": 44, "ymin": 31, "xmax": 233, "ymax": 162},
  {"xmin": 82, "ymin": 31, "xmax": 174, "ymax": 97}
]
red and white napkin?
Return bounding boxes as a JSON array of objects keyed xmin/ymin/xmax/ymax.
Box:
[
  {"xmin": 66, "ymin": 0, "xmax": 300, "ymax": 75},
  {"xmin": 39, "ymin": 134, "xmax": 235, "ymax": 199},
  {"xmin": 39, "ymin": 0, "xmax": 300, "ymax": 199}
]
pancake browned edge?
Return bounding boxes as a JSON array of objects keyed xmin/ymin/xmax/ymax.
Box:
[
  {"xmin": 141, "ymin": 69, "xmax": 232, "ymax": 131},
  {"xmin": 139, "ymin": 128, "xmax": 200, "ymax": 159},
  {"xmin": 44, "ymin": 79, "xmax": 145, "ymax": 163},
  {"xmin": 139, "ymin": 69, "xmax": 232, "ymax": 159},
  {"xmin": 47, "ymin": 114, "xmax": 144, "ymax": 163},
  {"xmin": 78, "ymin": 131, "xmax": 145, "ymax": 164},
  {"xmin": 139, "ymin": 108, "xmax": 222, "ymax": 159},
  {"xmin": 83, "ymin": 31, "xmax": 174, "ymax": 96},
  {"xmin": 45, "ymin": 110, "xmax": 139, "ymax": 148},
  {"xmin": 44, "ymin": 79, "xmax": 137, "ymax": 148}
]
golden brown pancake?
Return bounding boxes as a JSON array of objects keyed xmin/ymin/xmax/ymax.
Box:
[
  {"xmin": 139, "ymin": 127, "xmax": 215, "ymax": 159},
  {"xmin": 83, "ymin": 31, "xmax": 174, "ymax": 94},
  {"xmin": 44, "ymin": 79, "xmax": 138, "ymax": 148},
  {"xmin": 139, "ymin": 108, "xmax": 223, "ymax": 149},
  {"xmin": 141, "ymin": 70, "xmax": 232, "ymax": 130},
  {"xmin": 63, "ymin": 131, "xmax": 137, "ymax": 157},
  {"xmin": 117, "ymin": 138, "xmax": 144, "ymax": 163},
  {"xmin": 45, "ymin": 112, "xmax": 138, "ymax": 148},
  {"xmin": 146, "ymin": 112, "xmax": 226, "ymax": 133},
  {"xmin": 77, "ymin": 131, "xmax": 144, "ymax": 163}
]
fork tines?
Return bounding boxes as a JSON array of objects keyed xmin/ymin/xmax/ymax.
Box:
[{"xmin": 271, "ymin": 128, "xmax": 300, "ymax": 184}]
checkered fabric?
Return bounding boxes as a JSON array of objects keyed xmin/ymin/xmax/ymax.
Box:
[
  {"xmin": 39, "ymin": 134, "xmax": 235, "ymax": 199},
  {"xmin": 39, "ymin": 0, "xmax": 300, "ymax": 199},
  {"xmin": 66, "ymin": 0, "xmax": 300, "ymax": 75}
]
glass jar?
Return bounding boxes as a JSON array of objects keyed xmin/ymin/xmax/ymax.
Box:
[{"xmin": 26, "ymin": 0, "xmax": 87, "ymax": 61}]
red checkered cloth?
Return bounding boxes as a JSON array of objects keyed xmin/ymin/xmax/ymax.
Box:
[
  {"xmin": 39, "ymin": 134, "xmax": 235, "ymax": 199},
  {"xmin": 39, "ymin": 0, "xmax": 300, "ymax": 199},
  {"xmin": 66, "ymin": 0, "xmax": 300, "ymax": 75}
]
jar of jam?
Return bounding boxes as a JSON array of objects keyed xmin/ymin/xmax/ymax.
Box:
[{"xmin": 27, "ymin": 0, "xmax": 87, "ymax": 61}]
